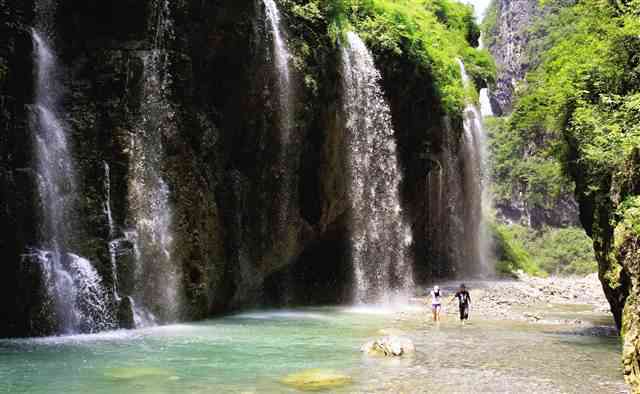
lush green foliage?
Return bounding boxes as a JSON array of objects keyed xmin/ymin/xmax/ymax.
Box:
[
  {"xmin": 615, "ymin": 196, "xmax": 640, "ymax": 248},
  {"xmin": 285, "ymin": 0, "xmax": 495, "ymax": 113},
  {"xmin": 479, "ymin": 0, "xmax": 497, "ymax": 49},
  {"xmin": 483, "ymin": 0, "xmax": 640, "ymax": 215},
  {"xmin": 493, "ymin": 224, "xmax": 597, "ymax": 276},
  {"xmin": 504, "ymin": 0, "xmax": 640, "ymax": 186},
  {"xmin": 492, "ymin": 223, "xmax": 541, "ymax": 277},
  {"xmin": 480, "ymin": 0, "xmax": 580, "ymax": 211},
  {"xmin": 485, "ymin": 115, "xmax": 573, "ymax": 207},
  {"xmin": 347, "ymin": 0, "xmax": 495, "ymax": 111}
]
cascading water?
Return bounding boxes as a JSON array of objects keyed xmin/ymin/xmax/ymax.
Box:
[
  {"xmin": 30, "ymin": 11, "xmax": 113, "ymax": 333},
  {"xmin": 259, "ymin": 0, "xmax": 299, "ymax": 292},
  {"xmin": 480, "ymin": 88, "xmax": 494, "ymax": 117},
  {"xmin": 341, "ymin": 32, "xmax": 414, "ymax": 304},
  {"xmin": 458, "ymin": 59, "xmax": 493, "ymax": 277},
  {"xmin": 263, "ymin": 0, "xmax": 293, "ymax": 140},
  {"xmin": 102, "ymin": 161, "xmax": 121, "ymax": 300},
  {"xmin": 126, "ymin": 0, "xmax": 181, "ymax": 324}
]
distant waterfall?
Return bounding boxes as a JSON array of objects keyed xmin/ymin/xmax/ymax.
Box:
[
  {"xmin": 458, "ymin": 60, "xmax": 493, "ymax": 277},
  {"xmin": 480, "ymin": 88, "xmax": 494, "ymax": 117},
  {"xmin": 30, "ymin": 21, "xmax": 113, "ymax": 334},
  {"xmin": 341, "ymin": 32, "xmax": 414, "ymax": 304},
  {"xmin": 126, "ymin": 0, "xmax": 181, "ymax": 324}
]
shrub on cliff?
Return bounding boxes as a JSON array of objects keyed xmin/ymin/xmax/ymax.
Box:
[{"xmin": 285, "ymin": 0, "xmax": 495, "ymax": 114}]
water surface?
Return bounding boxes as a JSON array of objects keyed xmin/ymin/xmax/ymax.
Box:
[{"xmin": 0, "ymin": 306, "xmax": 626, "ymax": 393}]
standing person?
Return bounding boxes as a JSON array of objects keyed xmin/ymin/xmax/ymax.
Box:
[
  {"xmin": 430, "ymin": 285, "xmax": 443, "ymax": 322},
  {"xmin": 452, "ymin": 283, "xmax": 471, "ymax": 324}
]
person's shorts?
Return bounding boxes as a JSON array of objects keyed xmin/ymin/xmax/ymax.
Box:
[
  {"xmin": 459, "ymin": 304, "xmax": 469, "ymax": 320},
  {"xmin": 432, "ymin": 304, "xmax": 441, "ymax": 312}
]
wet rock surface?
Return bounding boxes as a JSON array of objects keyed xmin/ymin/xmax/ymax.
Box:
[{"xmin": 0, "ymin": 0, "xmax": 476, "ymax": 335}]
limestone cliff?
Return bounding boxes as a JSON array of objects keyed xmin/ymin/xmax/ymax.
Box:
[
  {"xmin": 0, "ymin": 0, "xmax": 477, "ymax": 336},
  {"xmin": 484, "ymin": 0, "xmax": 579, "ymax": 229}
]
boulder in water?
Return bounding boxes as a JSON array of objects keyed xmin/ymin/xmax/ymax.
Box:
[
  {"xmin": 280, "ymin": 369, "xmax": 352, "ymax": 391},
  {"xmin": 361, "ymin": 336, "xmax": 415, "ymax": 357}
]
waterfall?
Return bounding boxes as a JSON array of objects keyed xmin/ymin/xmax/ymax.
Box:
[
  {"xmin": 263, "ymin": 0, "xmax": 293, "ymax": 140},
  {"xmin": 341, "ymin": 32, "xmax": 414, "ymax": 304},
  {"xmin": 458, "ymin": 59, "xmax": 493, "ymax": 277},
  {"xmin": 260, "ymin": 0, "xmax": 298, "ymax": 279},
  {"xmin": 479, "ymin": 88, "xmax": 494, "ymax": 117},
  {"xmin": 30, "ymin": 17, "xmax": 114, "ymax": 334},
  {"xmin": 126, "ymin": 0, "xmax": 181, "ymax": 324}
]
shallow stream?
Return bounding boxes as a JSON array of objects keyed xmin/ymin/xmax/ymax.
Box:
[{"xmin": 0, "ymin": 304, "xmax": 627, "ymax": 393}]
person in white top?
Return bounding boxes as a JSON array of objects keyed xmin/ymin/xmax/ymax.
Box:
[{"xmin": 430, "ymin": 285, "xmax": 443, "ymax": 322}]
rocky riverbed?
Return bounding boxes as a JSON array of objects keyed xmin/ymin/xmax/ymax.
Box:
[{"xmin": 404, "ymin": 273, "xmax": 618, "ymax": 337}]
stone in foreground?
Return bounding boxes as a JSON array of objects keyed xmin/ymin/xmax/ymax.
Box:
[
  {"xmin": 361, "ymin": 336, "xmax": 415, "ymax": 357},
  {"xmin": 280, "ymin": 369, "xmax": 352, "ymax": 391}
]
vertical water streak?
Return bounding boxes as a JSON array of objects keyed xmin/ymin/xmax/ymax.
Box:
[
  {"xmin": 102, "ymin": 161, "xmax": 121, "ymax": 300},
  {"xmin": 31, "ymin": 12, "xmax": 114, "ymax": 333},
  {"xmin": 479, "ymin": 88, "xmax": 494, "ymax": 117},
  {"xmin": 263, "ymin": 0, "xmax": 293, "ymax": 140},
  {"xmin": 103, "ymin": 162, "xmax": 115, "ymax": 237},
  {"xmin": 126, "ymin": 0, "xmax": 181, "ymax": 323},
  {"xmin": 341, "ymin": 32, "xmax": 414, "ymax": 304},
  {"xmin": 260, "ymin": 0, "xmax": 298, "ymax": 282},
  {"xmin": 458, "ymin": 59, "xmax": 493, "ymax": 277},
  {"xmin": 32, "ymin": 30, "xmax": 75, "ymax": 250}
]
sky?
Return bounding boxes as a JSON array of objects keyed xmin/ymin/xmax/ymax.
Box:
[{"xmin": 464, "ymin": 0, "xmax": 492, "ymax": 21}]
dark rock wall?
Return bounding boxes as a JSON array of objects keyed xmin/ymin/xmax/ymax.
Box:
[
  {"xmin": 0, "ymin": 0, "xmax": 470, "ymax": 335},
  {"xmin": 0, "ymin": 0, "xmax": 40, "ymax": 336}
]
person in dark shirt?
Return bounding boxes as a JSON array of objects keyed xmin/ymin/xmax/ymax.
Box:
[{"xmin": 452, "ymin": 283, "xmax": 471, "ymax": 324}]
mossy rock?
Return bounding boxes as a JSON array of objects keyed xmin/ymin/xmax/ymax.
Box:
[
  {"xmin": 280, "ymin": 369, "xmax": 352, "ymax": 391},
  {"xmin": 103, "ymin": 367, "xmax": 173, "ymax": 381}
]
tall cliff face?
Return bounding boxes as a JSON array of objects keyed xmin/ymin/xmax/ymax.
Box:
[
  {"xmin": 0, "ymin": 0, "xmax": 478, "ymax": 336},
  {"xmin": 484, "ymin": 0, "xmax": 539, "ymax": 116},
  {"xmin": 568, "ymin": 147, "xmax": 640, "ymax": 389},
  {"xmin": 484, "ymin": 0, "xmax": 579, "ymax": 229},
  {"xmin": 487, "ymin": 0, "xmax": 640, "ymax": 387}
]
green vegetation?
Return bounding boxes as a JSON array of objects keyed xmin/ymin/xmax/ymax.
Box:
[
  {"xmin": 483, "ymin": 0, "xmax": 640, "ymax": 277},
  {"xmin": 479, "ymin": 0, "xmax": 497, "ymax": 49},
  {"xmin": 485, "ymin": 115, "xmax": 573, "ymax": 208},
  {"xmin": 504, "ymin": 0, "xmax": 640, "ymax": 186},
  {"xmin": 615, "ymin": 196, "xmax": 640, "ymax": 248},
  {"xmin": 285, "ymin": 0, "xmax": 495, "ymax": 113},
  {"xmin": 493, "ymin": 224, "xmax": 597, "ymax": 277},
  {"xmin": 480, "ymin": 0, "xmax": 578, "ymax": 213},
  {"xmin": 492, "ymin": 223, "xmax": 541, "ymax": 277}
]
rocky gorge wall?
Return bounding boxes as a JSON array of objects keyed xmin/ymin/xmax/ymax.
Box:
[
  {"xmin": 0, "ymin": 0, "xmax": 478, "ymax": 336},
  {"xmin": 568, "ymin": 147, "xmax": 640, "ymax": 388},
  {"xmin": 484, "ymin": 0, "xmax": 579, "ymax": 228},
  {"xmin": 485, "ymin": 0, "xmax": 640, "ymax": 388}
]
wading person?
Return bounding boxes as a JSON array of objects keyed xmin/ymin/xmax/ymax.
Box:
[
  {"xmin": 452, "ymin": 283, "xmax": 471, "ymax": 324},
  {"xmin": 430, "ymin": 285, "xmax": 443, "ymax": 322}
]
